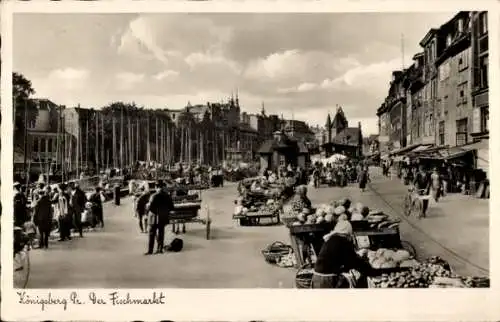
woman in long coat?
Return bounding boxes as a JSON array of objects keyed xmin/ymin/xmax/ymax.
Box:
[{"xmin": 357, "ymin": 167, "xmax": 369, "ymax": 192}]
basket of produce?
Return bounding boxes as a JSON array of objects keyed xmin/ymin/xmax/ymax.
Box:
[
  {"xmin": 368, "ymin": 257, "xmax": 456, "ymax": 288},
  {"xmin": 261, "ymin": 241, "xmax": 293, "ymax": 264},
  {"xmin": 295, "ymin": 263, "xmax": 314, "ymax": 289},
  {"xmin": 358, "ymin": 248, "xmax": 419, "ymax": 271}
]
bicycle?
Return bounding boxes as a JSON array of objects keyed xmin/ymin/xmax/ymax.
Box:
[
  {"xmin": 403, "ymin": 186, "xmax": 431, "ymax": 219},
  {"xmin": 13, "ymin": 227, "xmax": 31, "ymax": 288}
]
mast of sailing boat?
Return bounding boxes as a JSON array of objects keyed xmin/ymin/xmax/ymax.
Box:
[
  {"xmin": 112, "ymin": 108, "xmax": 117, "ymax": 169},
  {"xmin": 155, "ymin": 114, "xmax": 159, "ymax": 163},
  {"xmin": 86, "ymin": 113, "xmax": 89, "ymax": 177},
  {"xmin": 95, "ymin": 110, "xmax": 99, "ymax": 176},
  {"xmin": 23, "ymin": 99, "xmax": 29, "ymax": 186},
  {"xmin": 120, "ymin": 105, "xmax": 124, "ymax": 170},
  {"xmin": 101, "ymin": 111, "xmax": 104, "ymax": 174},
  {"xmin": 147, "ymin": 110, "xmax": 151, "ymax": 163}
]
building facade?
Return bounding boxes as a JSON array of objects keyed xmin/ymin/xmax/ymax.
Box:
[
  {"xmin": 434, "ymin": 11, "xmax": 473, "ymax": 147},
  {"xmin": 470, "ymin": 11, "xmax": 489, "ymax": 141}
]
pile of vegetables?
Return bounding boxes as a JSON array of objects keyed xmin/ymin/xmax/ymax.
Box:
[
  {"xmin": 234, "ymin": 198, "xmax": 282, "ymax": 217},
  {"xmin": 357, "ymin": 248, "xmax": 418, "ymax": 269},
  {"xmin": 289, "ymin": 207, "xmax": 336, "ymax": 226},
  {"xmin": 369, "ymin": 256, "xmax": 490, "ymax": 288}
]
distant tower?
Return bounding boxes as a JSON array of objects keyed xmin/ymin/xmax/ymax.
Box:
[
  {"xmin": 326, "ymin": 113, "xmax": 332, "ymax": 143},
  {"xmin": 261, "ymin": 102, "xmax": 266, "ymax": 115},
  {"xmin": 235, "ymin": 88, "xmax": 239, "ymax": 107}
]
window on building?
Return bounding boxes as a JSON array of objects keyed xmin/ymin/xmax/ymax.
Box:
[
  {"xmin": 480, "ymin": 56, "xmax": 488, "ymax": 88},
  {"xmin": 40, "ymin": 138, "xmax": 46, "ymax": 153},
  {"xmin": 481, "ymin": 106, "xmax": 489, "ymax": 133},
  {"xmin": 33, "ymin": 138, "xmax": 38, "ymax": 152},
  {"xmin": 439, "ymin": 62, "xmax": 449, "ymax": 81},
  {"xmin": 457, "ymin": 82, "xmax": 468, "ymax": 105},
  {"xmin": 456, "ymin": 118, "xmax": 468, "ymax": 146},
  {"xmin": 279, "ymin": 155, "xmax": 285, "ymax": 167},
  {"xmin": 47, "ymin": 138, "xmax": 53, "ymax": 153},
  {"xmin": 458, "ymin": 19, "xmax": 464, "ymax": 33},
  {"xmin": 479, "ymin": 12, "xmax": 488, "ymax": 35},
  {"xmin": 458, "ymin": 51, "xmax": 469, "ymax": 71},
  {"xmin": 28, "ymin": 119, "xmax": 36, "ymax": 129},
  {"xmin": 446, "ymin": 34, "xmax": 452, "ymax": 46},
  {"xmin": 438, "ymin": 121, "xmax": 445, "ymax": 146}
]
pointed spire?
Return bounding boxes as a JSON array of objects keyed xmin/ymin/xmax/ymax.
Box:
[
  {"xmin": 261, "ymin": 102, "xmax": 266, "ymax": 115},
  {"xmin": 326, "ymin": 113, "xmax": 332, "ymax": 129}
]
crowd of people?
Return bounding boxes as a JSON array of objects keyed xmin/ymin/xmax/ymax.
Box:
[
  {"xmin": 310, "ymin": 160, "xmax": 370, "ymax": 192},
  {"xmin": 13, "ymin": 181, "xmax": 106, "ymax": 250}
]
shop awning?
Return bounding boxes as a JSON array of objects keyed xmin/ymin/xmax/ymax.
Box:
[
  {"xmin": 410, "ymin": 144, "xmax": 434, "ymax": 153},
  {"xmin": 389, "ymin": 143, "xmax": 431, "ymax": 156}
]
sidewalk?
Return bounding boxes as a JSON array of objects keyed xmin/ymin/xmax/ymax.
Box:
[{"xmin": 368, "ymin": 166, "xmax": 489, "ymax": 276}]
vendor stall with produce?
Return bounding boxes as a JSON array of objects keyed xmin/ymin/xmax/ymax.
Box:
[{"xmin": 311, "ymin": 220, "xmax": 375, "ymax": 288}]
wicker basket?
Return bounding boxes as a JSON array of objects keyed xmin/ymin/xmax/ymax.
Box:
[
  {"xmin": 261, "ymin": 241, "xmax": 292, "ymax": 264},
  {"xmin": 295, "ymin": 263, "xmax": 314, "ymax": 289}
]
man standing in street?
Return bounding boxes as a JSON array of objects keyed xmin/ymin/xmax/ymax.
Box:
[
  {"xmin": 69, "ymin": 182, "xmax": 87, "ymax": 237},
  {"xmin": 14, "ymin": 182, "xmax": 29, "ymax": 227},
  {"xmin": 33, "ymin": 187, "xmax": 53, "ymax": 249},
  {"xmin": 89, "ymin": 186, "xmax": 104, "ymax": 229},
  {"xmin": 145, "ymin": 180, "xmax": 174, "ymax": 255}
]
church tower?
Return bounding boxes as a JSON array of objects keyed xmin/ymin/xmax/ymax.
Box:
[
  {"xmin": 325, "ymin": 113, "xmax": 332, "ymax": 143},
  {"xmin": 332, "ymin": 105, "xmax": 348, "ymax": 135}
]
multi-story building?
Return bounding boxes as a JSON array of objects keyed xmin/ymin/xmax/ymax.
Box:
[
  {"xmin": 404, "ymin": 53, "xmax": 425, "ymax": 145},
  {"xmin": 470, "ymin": 11, "xmax": 489, "ymax": 141},
  {"xmin": 434, "ymin": 12, "xmax": 472, "ymax": 147},
  {"xmin": 377, "ymin": 71, "xmax": 407, "ymax": 154},
  {"xmin": 283, "ymin": 119, "xmax": 314, "ymax": 142},
  {"xmin": 420, "ymin": 27, "xmax": 439, "ymax": 145},
  {"xmin": 25, "ymin": 99, "xmax": 75, "ymax": 175}
]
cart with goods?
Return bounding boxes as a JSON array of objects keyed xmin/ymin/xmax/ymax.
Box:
[
  {"xmin": 168, "ymin": 185, "xmax": 210, "ymax": 239},
  {"xmin": 281, "ymin": 202, "xmax": 339, "ymax": 267},
  {"xmin": 351, "ymin": 211, "xmax": 417, "ymax": 258},
  {"xmin": 366, "ymin": 255, "xmax": 490, "ymax": 288},
  {"xmin": 403, "ymin": 186, "xmax": 432, "ymax": 218},
  {"xmin": 233, "ymin": 198, "xmax": 283, "ymax": 226},
  {"xmin": 169, "ymin": 201, "xmax": 211, "ymax": 239}
]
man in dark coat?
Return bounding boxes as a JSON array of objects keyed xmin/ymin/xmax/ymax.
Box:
[
  {"xmin": 33, "ymin": 187, "xmax": 53, "ymax": 248},
  {"xmin": 145, "ymin": 180, "xmax": 174, "ymax": 255},
  {"xmin": 89, "ymin": 187, "xmax": 104, "ymax": 229},
  {"xmin": 14, "ymin": 182, "xmax": 29, "ymax": 227},
  {"xmin": 69, "ymin": 182, "xmax": 87, "ymax": 237}
]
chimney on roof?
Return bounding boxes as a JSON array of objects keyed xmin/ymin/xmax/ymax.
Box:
[{"xmin": 358, "ymin": 121, "xmax": 361, "ymax": 129}]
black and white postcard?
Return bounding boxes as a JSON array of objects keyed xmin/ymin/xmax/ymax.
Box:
[{"xmin": 1, "ymin": 1, "xmax": 498, "ymax": 321}]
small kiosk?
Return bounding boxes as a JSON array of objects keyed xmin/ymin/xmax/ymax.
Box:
[{"xmin": 257, "ymin": 131, "xmax": 309, "ymax": 173}]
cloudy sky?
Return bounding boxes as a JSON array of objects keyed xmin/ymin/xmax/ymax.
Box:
[{"xmin": 14, "ymin": 12, "xmax": 454, "ymax": 135}]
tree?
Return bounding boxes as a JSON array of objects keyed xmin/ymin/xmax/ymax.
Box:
[{"xmin": 13, "ymin": 72, "xmax": 38, "ymax": 149}]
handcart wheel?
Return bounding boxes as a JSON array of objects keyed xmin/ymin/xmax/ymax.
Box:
[
  {"xmin": 13, "ymin": 248, "xmax": 30, "ymax": 289},
  {"xmin": 414, "ymin": 199, "xmax": 424, "ymax": 219},
  {"xmin": 403, "ymin": 193, "xmax": 411, "ymax": 216},
  {"xmin": 401, "ymin": 240, "xmax": 417, "ymax": 259},
  {"xmin": 206, "ymin": 218, "xmax": 211, "ymax": 240}
]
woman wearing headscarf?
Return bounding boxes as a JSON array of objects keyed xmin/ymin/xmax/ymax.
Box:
[
  {"xmin": 290, "ymin": 185, "xmax": 312, "ymax": 212},
  {"xmin": 312, "ymin": 220, "xmax": 374, "ymax": 288}
]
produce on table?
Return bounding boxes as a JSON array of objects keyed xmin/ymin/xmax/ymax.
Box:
[{"xmin": 358, "ymin": 248, "xmax": 414, "ymax": 269}]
